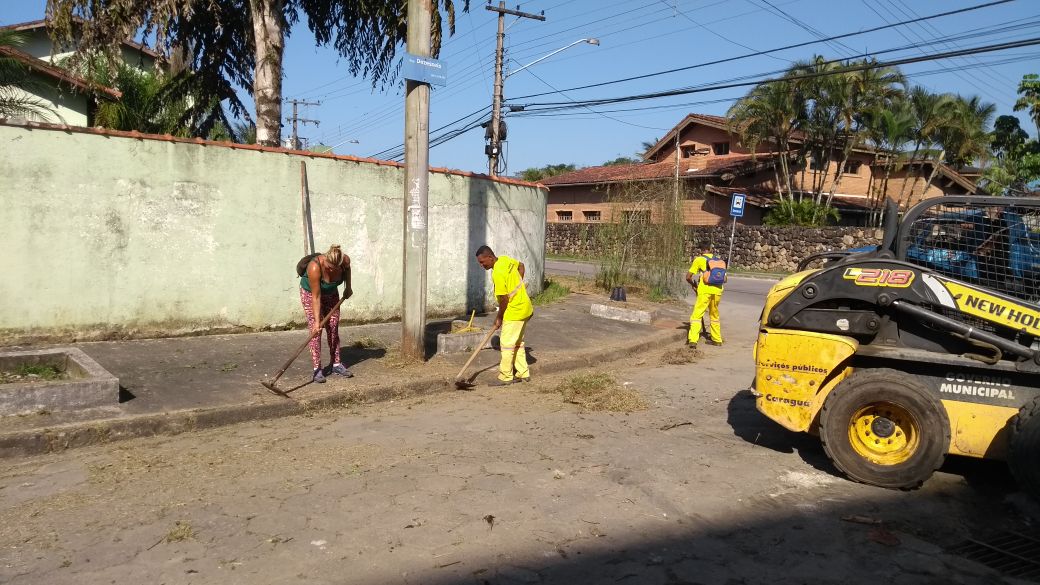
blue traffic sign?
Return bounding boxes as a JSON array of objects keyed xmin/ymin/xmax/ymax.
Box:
[
  {"xmin": 403, "ymin": 53, "xmax": 447, "ymax": 86},
  {"xmin": 730, "ymin": 193, "xmax": 746, "ymax": 217}
]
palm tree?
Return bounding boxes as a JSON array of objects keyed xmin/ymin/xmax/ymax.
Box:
[
  {"xmin": 0, "ymin": 31, "xmax": 60, "ymax": 121},
  {"xmin": 922, "ymin": 95, "xmax": 995, "ymax": 195},
  {"xmin": 1014, "ymin": 73, "xmax": 1040, "ymax": 137},
  {"xmin": 790, "ymin": 56, "xmax": 841, "ymax": 201},
  {"xmin": 863, "ymin": 102, "xmax": 914, "ymax": 223},
  {"xmin": 898, "ymin": 87, "xmax": 956, "ymax": 203},
  {"xmin": 819, "ymin": 60, "xmax": 906, "ymax": 212},
  {"xmin": 728, "ymin": 77, "xmax": 802, "ymax": 206}
]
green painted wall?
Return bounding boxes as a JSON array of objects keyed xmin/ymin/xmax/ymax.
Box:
[{"xmin": 0, "ymin": 124, "xmax": 546, "ymax": 343}]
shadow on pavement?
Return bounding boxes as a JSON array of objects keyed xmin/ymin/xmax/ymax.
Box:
[
  {"xmin": 726, "ymin": 388, "xmax": 841, "ymax": 477},
  {"xmin": 375, "ymin": 480, "xmax": 1033, "ymax": 585}
]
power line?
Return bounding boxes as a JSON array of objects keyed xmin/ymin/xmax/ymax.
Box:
[
  {"xmin": 516, "ymin": 37, "xmax": 1040, "ymax": 110},
  {"xmin": 373, "ymin": 47, "xmax": 1040, "ymax": 160},
  {"xmin": 508, "ymin": 0, "xmax": 1017, "ymax": 101}
]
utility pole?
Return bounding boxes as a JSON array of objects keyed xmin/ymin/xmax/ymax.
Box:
[
  {"xmin": 401, "ymin": 0, "xmax": 432, "ymax": 360},
  {"xmin": 285, "ymin": 98, "xmax": 321, "ymax": 149},
  {"xmin": 486, "ymin": 2, "xmax": 545, "ymax": 176}
]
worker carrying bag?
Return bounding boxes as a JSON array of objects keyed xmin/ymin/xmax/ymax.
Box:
[
  {"xmin": 701, "ymin": 256, "xmax": 728, "ymax": 286},
  {"xmin": 296, "ymin": 253, "xmax": 321, "ymax": 276}
]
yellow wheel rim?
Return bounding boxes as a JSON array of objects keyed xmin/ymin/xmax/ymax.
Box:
[{"xmin": 848, "ymin": 402, "xmax": 919, "ymax": 465}]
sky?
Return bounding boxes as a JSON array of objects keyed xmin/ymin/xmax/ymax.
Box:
[{"xmin": 3, "ymin": 0, "xmax": 1038, "ymax": 175}]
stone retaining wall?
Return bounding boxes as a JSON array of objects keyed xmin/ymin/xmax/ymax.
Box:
[{"xmin": 546, "ymin": 223, "xmax": 882, "ymax": 273}]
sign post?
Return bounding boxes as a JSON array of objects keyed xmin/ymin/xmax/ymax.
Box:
[{"xmin": 727, "ymin": 193, "xmax": 745, "ymax": 267}]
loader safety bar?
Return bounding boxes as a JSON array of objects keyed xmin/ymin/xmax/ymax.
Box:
[{"xmin": 887, "ymin": 299, "xmax": 1037, "ymax": 363}]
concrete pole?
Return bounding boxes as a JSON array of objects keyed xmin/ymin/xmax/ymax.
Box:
[
  {"xmin": 488, "ymin": 1, "xmax": 506, "ymax": 177},
  {"xmin": 291, "ymin": 100, "xmax": 299, "ymax": 150},
  {"xmin": 401, "ymin": 0, "xmax": 432, "ymax": 360}
]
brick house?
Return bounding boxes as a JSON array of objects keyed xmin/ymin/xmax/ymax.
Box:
[{"xmin": 543, "ymin": 113, "xmax": 979, "ymax": 226}]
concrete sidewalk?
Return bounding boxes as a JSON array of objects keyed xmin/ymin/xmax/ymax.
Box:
[{"xmin": 0, "ymin": 294, "xmax": 691, "ymax": 456}]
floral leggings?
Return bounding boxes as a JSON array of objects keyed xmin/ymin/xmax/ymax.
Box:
[{"xmin": 299, "ymin": 288, "xmax": 341, "ymax": 370}]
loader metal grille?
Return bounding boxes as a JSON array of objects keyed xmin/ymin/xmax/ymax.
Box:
[{"xmin": 899, "ymin": 200, "xmax": 1040, "ymax": 304}]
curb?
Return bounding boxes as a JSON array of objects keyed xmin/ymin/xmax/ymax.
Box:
[{"xmin": 0, "ymin": 327, "xmax": 685, "ymax": 458}]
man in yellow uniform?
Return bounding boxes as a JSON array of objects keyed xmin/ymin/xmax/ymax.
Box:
[
  {"xmin": 476, "ymin": 245, "xmax": 534, "ymax": 385},
  {"xmin": 686, "ymin": 245, "xmax": 725, "ymax": 349}
]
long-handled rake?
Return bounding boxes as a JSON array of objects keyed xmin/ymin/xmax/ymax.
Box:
[
  {"xmin": 453, "ymin": 327, "xmax": 499, "ymax": 390},
  {"xmin": 261, "ymin": 295, "xmax": 348, "ymax": 397}
]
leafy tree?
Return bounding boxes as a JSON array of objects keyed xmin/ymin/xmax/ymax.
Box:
[
  {"xmin": 1014, "ymin": 73, "xmax": 1040, "ymax": 137},
  {"xmin": 992, "ymin": 114, "xmax": 1029, "ymax": 156},
  {"xmin": 981, "ymin": 115, "xmax": 1040, "ymax": 195},
  {"xmin": 520, "ymin": 164, "xmax": 577, "ymax": 182},
  {"xmin": 0, "ymin": 31, "xmax": 60, "ymax": 121},
  {"xmin": 46, "ymin": 0, "xmax": 468, "ymax": 146},
  {"xmin": 602, "ymin": 156, "xmax": 639, "ymax": 166}
]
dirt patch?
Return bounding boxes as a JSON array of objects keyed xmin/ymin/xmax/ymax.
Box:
[
  {"xmin": 543, "ymin": 373, "xmax": 648, "ymax": 413},
  {"xmin": 661, "ymin": 347, "xmax": 700, "ymax": 365}
]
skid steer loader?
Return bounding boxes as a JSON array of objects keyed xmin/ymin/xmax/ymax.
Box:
[{"xmin": 753, "ymin": 196, "xmax": 1040, "ymax": 498}]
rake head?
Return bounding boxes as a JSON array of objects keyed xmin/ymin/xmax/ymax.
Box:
[{"xmin": 261, "ymin": 380, "xmax": 292, "ymax": 398}]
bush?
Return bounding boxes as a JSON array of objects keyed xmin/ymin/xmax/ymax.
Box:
[{"xmin": 764, "ymin": 199, "xmax": 840, "ymax": 226}]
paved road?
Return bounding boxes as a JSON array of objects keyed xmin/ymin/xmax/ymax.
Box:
[{"xmin": 0, "ymin": 300, "xmax": 1031, "ymax": 585}]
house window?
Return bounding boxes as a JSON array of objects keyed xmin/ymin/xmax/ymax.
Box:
[
  {"xmin": 844, "ymin": 161, "xmax": 862, "ymax": 174},
  {"xmin": 810, "ymin": 158, "xmax": 826, "ymax": 171},
  {"xmin": 622, "ymin": 210, "xmax": 650, "ymax": 224},
  {"xmin": 682, "ymin": 146, "xmax": 698, "ymax": 158},
  {"xmin": 712, "ymin": 142, "xmax": 730, "ymax": 155},
  {"xmin": 556, "ymin": 210, "xmax": 572, "ymax": 222},
  {"xmin": 584, "ymin": 210, "xmax": 601, "ymax": 222}
]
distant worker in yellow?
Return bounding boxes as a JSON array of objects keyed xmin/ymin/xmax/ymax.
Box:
[
  {"xmin": 686, "ymin": 245, "xmax": 726, "ymax": 349},
  {"xmin": 476, "ymin": 245, "xmax": 533, "ymax": 385}
]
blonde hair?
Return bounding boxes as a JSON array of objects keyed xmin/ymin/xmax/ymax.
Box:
[{"xmin": 324, "ymin": 245, "xmax": 344, "ymax": 267}]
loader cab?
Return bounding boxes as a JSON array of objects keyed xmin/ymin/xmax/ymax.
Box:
[{"xmin": 896, "ymin": 197, "xmax": 1040, "ymax": 303}]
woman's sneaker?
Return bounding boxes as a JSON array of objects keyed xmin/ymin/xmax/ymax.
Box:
[
  {"xmin": 331, "ymin": 363, "xmax": 354, "ymax": 378},
  {"xmin": 312, "ymin": 368, "xmax": 327, "ymax": 383}
]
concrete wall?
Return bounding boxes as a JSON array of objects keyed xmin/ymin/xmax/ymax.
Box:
[{"xmin": 0, "ymin": 123, "xmax": 546, "ymax": 343}]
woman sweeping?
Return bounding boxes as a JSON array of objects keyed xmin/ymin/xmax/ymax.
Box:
[{"xmin": 300, "ymin": 245, "xmax": 354, "ymax": 383}]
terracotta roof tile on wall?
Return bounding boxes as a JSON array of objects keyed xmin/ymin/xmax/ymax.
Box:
[
  {"xmin": 542, "ymin": 153, "xmax": 778, "ymax": 187},
  {"xmin": 0, "ymin": 119, "xmax": 547, "ymax": 190}
]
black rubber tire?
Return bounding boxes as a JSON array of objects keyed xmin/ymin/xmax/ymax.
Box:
[
  {"xmin": 820, "ymin": 368, "xmax": 951, "ymax": 490},
  {"xmin": 1009, "ymin": 397, "xmax": 1040, "ymax": 502}
]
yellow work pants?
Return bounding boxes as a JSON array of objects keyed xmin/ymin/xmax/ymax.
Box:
[
  {"xmin": 499, "ymin": 318, "xmax": 530, "ymax": 381},
  {"xmin": 689, "ymin": 292, "xmax": 722, "ymax": 344}
]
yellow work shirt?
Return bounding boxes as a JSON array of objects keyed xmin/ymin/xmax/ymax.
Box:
[
  {"xmin": 492, "ymin": 255, "xmax": 534, "ymax": 321},
  {"xmin": 689, "ymin": 253, "xmax": 724, "ymax": 295}
]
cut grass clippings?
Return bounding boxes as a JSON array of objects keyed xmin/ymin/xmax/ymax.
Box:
[
  {"xmin": 532, "ymin": 280, "xmax": 571, "ymax": 306},
  {"xmin": 544, "ymin": 373, "xmax": 648, "ymax": 413},
  {"xmin": 661, "ymin": 347, "xmax": 700, "ymax": 365},
  {"xmin": 164, "ymin": 521, "xmax": 196, "ymax": 543}
]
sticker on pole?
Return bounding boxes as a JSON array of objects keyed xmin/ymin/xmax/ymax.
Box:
[
  {"xmin": 403, "ymin": 53, "xmax": 447, "ymax": 86},
  {"xmin": 730, "ymin": 193, "xmax": 746, "ymax": 217}
]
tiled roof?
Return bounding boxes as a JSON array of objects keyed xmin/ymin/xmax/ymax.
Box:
[
  {"xmin": 0, "ymin": 18, "xmax": 161, "ymax": 59},
  {"xmin": 0, "ymin": 119, "xmax": 546, "ymax": 190},
  {"xmin": 705, "ymin": 185, "xmax": 874, "ymax": 210},
  {"xmin": 542, "ymin": 154, "xmax": 778, "ymax": 187},
  {"xmin": 0, "ymin": 45, "xmax": 121, "ymax": 100}
]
